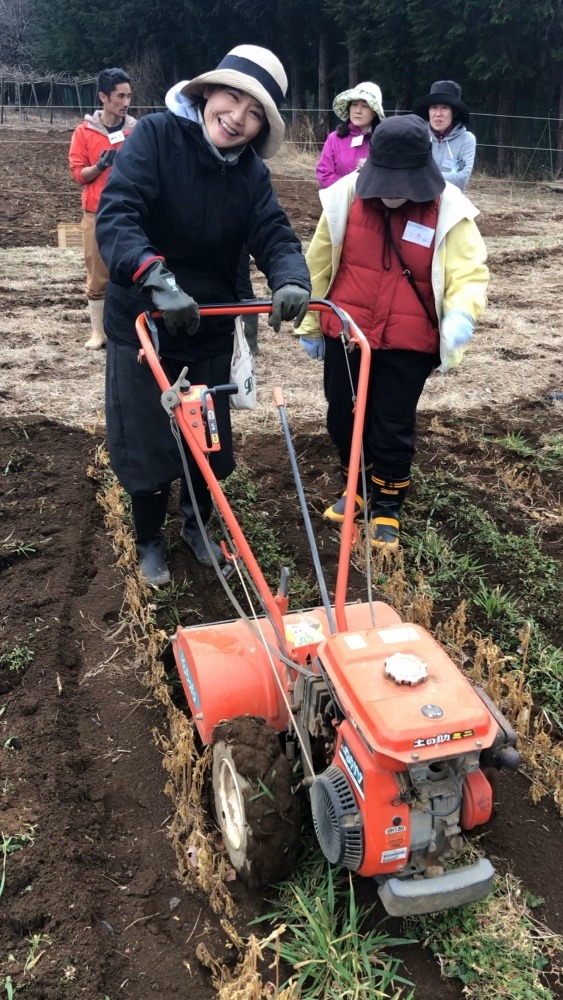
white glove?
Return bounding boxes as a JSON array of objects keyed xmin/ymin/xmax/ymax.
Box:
[
  {"xmin": 441, "ymin": 311, "xmax": 474, "ymax": 370},
  {"xmin": 299, "ymin": 335, "xmax": 325, "ymax": 360}
]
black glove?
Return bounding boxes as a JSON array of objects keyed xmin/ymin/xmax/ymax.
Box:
[
  {"xmin": 96, "ymin": 148, "xmax": 116, "ymax": 172},
  {"xmin": 268, "ymin": 284, "xmax": 310, "ymax": 332},
  {"xmin": 136, "ymin": 260, "xmax": 200, "ymax": 337}
]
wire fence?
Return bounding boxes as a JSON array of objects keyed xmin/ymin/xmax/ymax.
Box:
[{"xmin": 1, "ymin": 103, "xmax": 562, "ymax": 180}]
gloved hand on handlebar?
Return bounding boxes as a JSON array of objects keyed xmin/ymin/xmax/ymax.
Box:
[
  {"xmin": 268, "ymin": 284, "xmax": 310, "ymax": 332},
  {"xmin": 96, "ymin": 148, "xmax": 116, "ymax": 172},
  {"xmin": 135, "ymin": 260, "xmax": 200, "ymax": 337},
  {"xmin": 300, "ymin": 335, "xmax": 325, "ymax": 360},
  {"xmin": 441, "ymin": 310, "xmax": 474, "ymax": 370}
]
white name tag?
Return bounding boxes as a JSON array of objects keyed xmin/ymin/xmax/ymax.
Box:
[
  {"xmin": 107, "ymin": 130, "xmax": 125, "ymax": 145},
  {"xmin": 350, "ymin": 134, "xmax": 364, "ymax": 147},
  {"xmin": 402, "ymin": 221, "xmax": 435, "ymax": 247}
]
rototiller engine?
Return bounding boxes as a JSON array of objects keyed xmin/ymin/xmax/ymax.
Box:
[{"xmin": 136, "ymin": 303, "xmax": 520, "ymax": 917}]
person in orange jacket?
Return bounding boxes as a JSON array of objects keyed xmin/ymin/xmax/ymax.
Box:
[{"xmin": 69, "ymin": 68, "xmax": 135, "ymax": 349}]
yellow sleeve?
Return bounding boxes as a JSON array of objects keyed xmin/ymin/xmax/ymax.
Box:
[
  {"xmin": 442, "ymin": 218, "xmax": 489, "ymax": 320},
  {"xmin": 298, "ymin": 212, "xmax": 334, "ymax": 338}
]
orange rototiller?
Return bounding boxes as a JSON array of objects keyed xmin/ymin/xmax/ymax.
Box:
[{"xmin": 136, "ymin": 303, "xmax": 520, "ymax": 916}]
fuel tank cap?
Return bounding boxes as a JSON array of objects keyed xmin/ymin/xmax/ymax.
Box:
[{"xmin": 384, "ymin": 652, "xmax": 428, "ymax": 685}]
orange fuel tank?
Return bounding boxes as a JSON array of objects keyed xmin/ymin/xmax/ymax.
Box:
[
  {"xmin": 319, "ymin": 621, "xmax": 498, "ymax": 762},
  {"xmin": 173, "ymin": 601, "xmax": 403, "ymax": 744}
]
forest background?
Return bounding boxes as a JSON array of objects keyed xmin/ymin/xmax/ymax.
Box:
[{"xmin": 0, "ymin": 0, "xmax": 563, "ymax": 178}]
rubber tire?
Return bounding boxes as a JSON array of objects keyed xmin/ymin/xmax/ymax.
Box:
[{"xmin": 211, "ymin": 715, "xmax": 301, "ymax": 887}]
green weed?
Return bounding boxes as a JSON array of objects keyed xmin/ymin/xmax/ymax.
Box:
[
  {"xmin": 404, "ymin": 467, "xmax": 563, "ymax": 729},
  {"xmin": 497, "ymin": 430, "xmax": 537, "ymax": 459},
  {"xmin": 0, "ymin": 827, "xmax": 36, "ymax": 900},
  {"xmin": 472, "ymin": 580, "xmax": 520, "ymax": 622},
  {"xmin": 254, "ymin": 850, "xmax": 415, "ymax": 998},
  {"xmin": 223, "ymin": 465, "xmax": 318, "ymax": 610},
  {"xmin": 497, "ymin": 429, "xmax": 563, "ymax": 472},
  {"xmin": 0, "ymin": 643, "xmax": 34, "ymax": 674},
  {"xmin": 2, "ymin": 448, "xmax": 30, "ymax": 475},
  {"xmin": 1, "ymin": 533, "xmax": 37, "ymax": 558},
  {"xmin": 413, "ymin": 873, "xmax": 562, "ymax": 999},
  {"xmin": 248, "ymin": 776, "xmax": 275, "ymax": 802},
  {"xmin": 151, "ymin": 576, "xmax": 193, "ymax": 630},
  {"xmin": 536, "ymin": 431, "xmax": 563, "ymax": 470},
  {"xmin": 406, "ymin": 522, "xmax": 484, "ymax": 591},
  {"xmin": 528, "ymin": 644, "xmax": 563, "ymax": 730},
  {"xmin": 24, "ymin": 933, "xmax": 51, "ymax": 972}
]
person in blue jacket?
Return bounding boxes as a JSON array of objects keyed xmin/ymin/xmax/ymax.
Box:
[{"xmin": 96, "ymin": 45, "xmax": 311, "ymax": 587}]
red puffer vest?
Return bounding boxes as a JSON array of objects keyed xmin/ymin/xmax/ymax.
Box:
[{"xmin": 321, "ymin": 197, "xmax": 440, "ymax": 352}]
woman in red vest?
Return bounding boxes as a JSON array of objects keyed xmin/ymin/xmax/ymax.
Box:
[{"xmin": 299, "ymin": 114, "xmax": 489, "ymax": 551}]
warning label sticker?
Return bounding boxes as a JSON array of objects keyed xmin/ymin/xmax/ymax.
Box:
[
  {"xmin": 381, "ymin": 847, "xmax": 408, "ymax": 863},
  {"xmin": 377, "ymin": 626, "xmax": 420, "ymax": 644},
  {"xmin": 285, "ymin": 617, "xmax": 324, "ymax": 647}
]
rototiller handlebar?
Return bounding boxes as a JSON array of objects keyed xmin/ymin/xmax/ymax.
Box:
[{"xmin": 135, "ymin": 301, "xmax": 371, "ymax": 635}]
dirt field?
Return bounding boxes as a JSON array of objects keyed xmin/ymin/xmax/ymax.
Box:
[{"xmin": 1, "ymin": 125, "xmax": 563, "ymax": 999}]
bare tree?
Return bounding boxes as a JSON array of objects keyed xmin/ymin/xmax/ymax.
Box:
[{"xmin": 0, "ymin": 0, "xmax": 35, "ymax": 64}]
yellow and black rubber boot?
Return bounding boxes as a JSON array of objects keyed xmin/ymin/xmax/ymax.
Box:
[
  {"xmin": 369, "ymin": 475, "xmax": 410, "ymax": 551},
  {"xmin": 323, "ymin": 464, "xmax": 372, "ymax": 522}
]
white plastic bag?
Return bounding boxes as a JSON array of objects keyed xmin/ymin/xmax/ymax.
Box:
[{"xmin": 229, "ymin": 316, "xmax": 256, "ymax": 410}]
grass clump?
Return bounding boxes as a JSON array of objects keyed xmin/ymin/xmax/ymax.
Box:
[
  {"xmin": 1, "ymin": 827, "xmax": 36, "ymax": 900},
  {"xmin": 404, "ymin": 468, "xmax": 563, "ymax": 730},
  {"xmin": 0, "ymin": 642, "xmax": 34, "ymax": 674},
  {"xmin": 223, "ymin": 464, "xmax": 318, "ymax": 610},
  {"xmin": 254, "ymin": 850, "xmax": 415, "ymax": 999},
  {"xmin": 497, "ymin": 429, "xmax": 563, "ymax": 472},
  {"xmin": 413, "ymin": 873, "xmax": 563, "ymax": 1000}
]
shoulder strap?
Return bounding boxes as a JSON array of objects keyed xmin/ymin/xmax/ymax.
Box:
[{"xmin": 388, "ymin": 227, "xmax": 439, "ymax": 331}]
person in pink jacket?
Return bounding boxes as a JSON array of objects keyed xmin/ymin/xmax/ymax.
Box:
[
  {"xmin": 316, "ymin": 82, "xmax": 385, "ymax": 189},
  {"xmin": 69, "ymin": 68, "xmax": 135, "ymax": 349}
]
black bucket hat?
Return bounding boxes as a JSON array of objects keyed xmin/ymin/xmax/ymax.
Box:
[
  {"xmin": 412, "ymin": 80, "xmax": 469, "ymax": 126},
  {"xmin": 356, "ymin": 114, "xmax": 445, "ymax": 203}
]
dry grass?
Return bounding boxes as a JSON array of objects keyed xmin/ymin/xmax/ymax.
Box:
[
  {"xmin": 2, "ymin": 177, "xmax": 563, "ymax": 431},
  {"xmin": 377, "ymin": 560, "xmax": 563, "ymax": 814},
  {"xmin": 90, "ymin": 448, "xmax": 306, "ymax": 997}
]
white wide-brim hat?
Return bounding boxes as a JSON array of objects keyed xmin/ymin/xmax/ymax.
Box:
[
  {"xmin": 181, "ymin": 45, "xmax": 287, "ymax": 158},
  {"xmin": 332, "ymin": 82, "xmax": 385, "ymax": 123}
]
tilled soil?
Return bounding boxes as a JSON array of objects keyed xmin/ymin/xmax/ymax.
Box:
[{"xmin": 1, "ymin": 124, "xmax": 562, "ymax": 1000}]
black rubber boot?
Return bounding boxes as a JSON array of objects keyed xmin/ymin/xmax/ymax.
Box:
[
  {"xmin": 180, "ymin": 501, "xmax": 224, "ymax": 567},
  {"xmin": 323, "ymin": 463, "xmax": 372, "ymax": 522},
  {"xmin": 131, "ymin": 489, "xmax": 171, "ymax": 586},
  {"xmin": 137, "ymin": 536, "xmax": 170, "ymax": 587},
  {"xmin": 369, "ymin": 476, "xmax": 409, "ymax": 552},
  {"xmin": 179, "ymin": 476, "xmax": 225, "ymax": 568},
  {"xmin": 243, "ymin": 313, "xmax": 259, "ymax": 356}
]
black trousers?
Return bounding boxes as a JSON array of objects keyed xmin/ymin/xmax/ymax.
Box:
[
  {"xmin": 106, "ymin": 340, "xmax": 234, "ymax": 541},
  {"xmin": 106, "ymin": 340, "xmax": 234, "ymax": 495},
  {"xmin": 323, "ymin": 338, "xmax": 438, "ymax": 483}
]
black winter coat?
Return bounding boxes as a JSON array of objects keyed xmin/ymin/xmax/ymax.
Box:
[{"xmin": 96, "ymin": 111, "xmax": 311, "ymax": 355}]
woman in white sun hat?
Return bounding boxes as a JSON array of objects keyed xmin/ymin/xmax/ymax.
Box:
[
  {"xmin": 96, "ymin": 45, "xmax": 311, "ymax": 588},
  {"xmin": 316, "ymin": 81, "xmax": 385, "ymax": 189}
]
